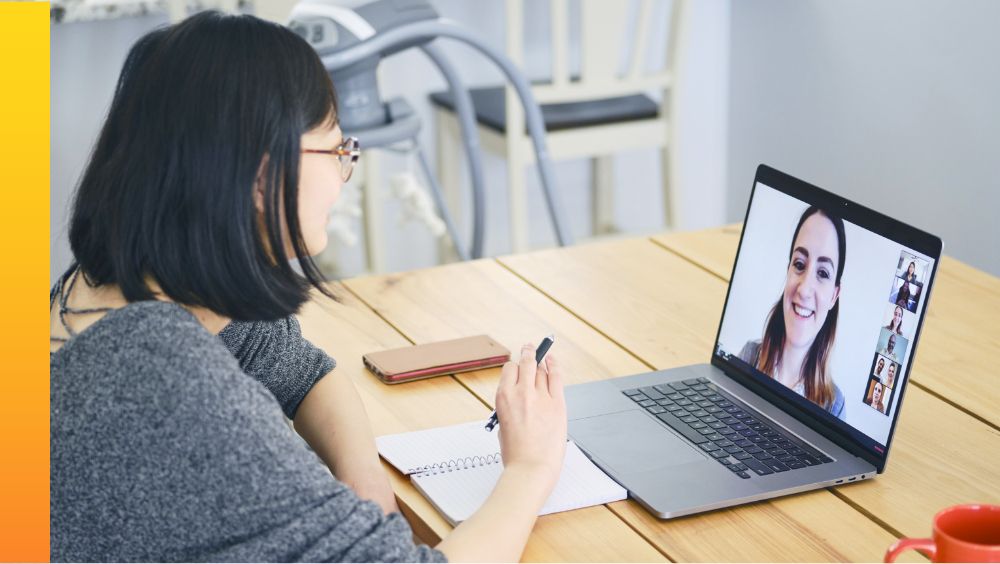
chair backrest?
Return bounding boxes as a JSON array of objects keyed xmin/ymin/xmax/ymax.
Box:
[{"xmin": 505, "ymin": 0, "xmax": 685, "ymax": 104}]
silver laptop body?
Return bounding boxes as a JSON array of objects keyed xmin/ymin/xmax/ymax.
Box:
[{"xmin": 567, "ymin": 165, "xmax": 942, "ymax": 518}]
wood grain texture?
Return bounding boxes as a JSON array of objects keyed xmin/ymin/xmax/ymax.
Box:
[
  {"xmin": 346, "ymin": 251, "xmax": 907, "ymax": 561},
  {"xmin": 651, "ymin": 224, "xmax": 741, "ymax": 280},
  {"xmin": 906, "ymin": 256, "xmax": 1000, "ymax": 428},
  {"xmin": 500, "ymin": 236, "xmax": 997, "ymax": 550},
  {"xmin": 836, "ymin": 385, "xmax": 1000, "ymax": 537},
  {"xmin": 297, "ymin": 283, "xmax": 666, "ymax": 562},
  {"xmin": 343, "ymin": 259, "xmax": 652, "ymax": 408},
  {"xmin": 652, "ymin": 226, "xmax": 1000, "ymax": 429},
  {"xmin": 609, "ymin": 491, "xmax": 925, "ymax": 563},
  {"xmin": 498, "ymin": 239, "xmax": 727, "ymax": 368}
]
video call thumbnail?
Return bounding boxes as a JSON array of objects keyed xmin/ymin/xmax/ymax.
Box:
[
  {"xmin": 875, "ymin": 327, "xmax": 908, "ymax": 364},
  {"xmin": 881, "ymin": 302, "xmax": 914, "ymax": 339},
  {"xmin": 897, "ymin": 252, "xmax": 929, "ymax": 285},
  {"xmin": 863, "ymin": 375, "xmax": 893, "ymax": 416},
  {"xmin": 871, "ymin": 353, "xmax": 899, "ymax": 390},
  {"xmin": 890, "ymin": 276, "xmax": 923, "ymax": 314}
]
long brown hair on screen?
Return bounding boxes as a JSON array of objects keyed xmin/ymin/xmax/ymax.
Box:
[{"xmin": 756, "ymin": 206, "xmax": 846, "ymax": 410}]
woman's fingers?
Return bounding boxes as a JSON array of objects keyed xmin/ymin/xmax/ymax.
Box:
[
  {"xmin": 545, "ymin": 354, "xmax": 565, "ymax": 400},
  {"xmin": 535, "ymin": 350, "xmax": 550, "ymax": 392},
  {"xmin": 498, "ymin": 359, "xmax": 518, "ymax": 393},
  {"xmin": 517, "ymin": 343, "xmax": 537, "ymax": 389}
]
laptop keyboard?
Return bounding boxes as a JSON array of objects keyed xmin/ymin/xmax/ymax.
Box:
[{"xmin": 623, "ymin": 378, "xmax": 834, "ymax": 479}]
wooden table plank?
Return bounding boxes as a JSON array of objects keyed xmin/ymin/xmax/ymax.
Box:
[
  {"xmin": 840, "ymin": 386, "xmax": 1000, "ymax": 537},
  {"xmin": 906, "ymin": 256, "xmax": 1000, "ymax": 428},
  {"xmin": 608, "ymin": 489, "xmax": 926, "ymax": 563},
  {"xmin": 297, "ymin": 283, "xmax": 667, "ymax": 563},
  {"xmin": 498, "ymin": 240, "xmax": 725, "ymax": 367},
  {"xmin": 652, "ymin": 224, "xmax": 742, "ymax": 280},
  {"xmin": 345, "ymin": 255, "xmax": 912, "ymax": 562},
  {"xmin": 499, "ymin": 237, "xmax": 1000, "ymax": 545},
  {"xmin": 343, "ymin": 259, "xmax": 652, "ymax": 411},
  {"xmin": 651, "ymin": 227, "xmax": 1000, "ymax": 429}
]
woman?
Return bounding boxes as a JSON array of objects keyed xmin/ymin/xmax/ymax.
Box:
[
  {"xmin": 50, "ymin": 12, "xmax": 566, "ymax": 562},
  {"xmin": 739, "ymin": 206, "xmax": 846, "ymax": 420},
  {"xmin": 866, "ymin": 381, "xmax": 885, "ymax": 414},
  {"xmin": 885, "ymin": 305, "xmax": 904, "ymax": 335},
  {"xmin": 895, "ymin": 278, "xmax": 912, "ymax": 309},
  {"xmin": 885, "ymin": 362, "xmax": 897, "ymax": 389},
  {"xmin": 904, "ymin": 261, "xmax": 918, "ymax": 283}
]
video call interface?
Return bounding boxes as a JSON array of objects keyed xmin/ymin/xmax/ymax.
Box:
[{"xmin": 715, "ymin": 183, "xmax": 934, "ymax": 448}]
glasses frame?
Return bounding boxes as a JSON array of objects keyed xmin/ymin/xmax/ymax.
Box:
[{"xmin": 302, "ymin": 136, "xmax": 360, "ymax": 182}]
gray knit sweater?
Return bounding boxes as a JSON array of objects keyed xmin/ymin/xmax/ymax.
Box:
[{"xmin": 50, "ymin": 299, "xmax": 446, "ymax": 562}]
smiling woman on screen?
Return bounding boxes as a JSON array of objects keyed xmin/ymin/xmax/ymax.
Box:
[
  {"xmin": 886, "ymin": 305, "xmax": 905, "ymax": 335},
  {"xmin": 739, "ymin": 206, "xmax": 847, "ymax": 420}
]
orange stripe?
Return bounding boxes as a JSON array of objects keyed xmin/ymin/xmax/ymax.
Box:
[{"xmin": 0, "ymin": 2, "xmax": 51, "ymax": 561}]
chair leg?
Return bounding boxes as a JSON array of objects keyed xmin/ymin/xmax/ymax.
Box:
[
  {"xmin": 591, "ymin": 155, "xmax": 616, "ymax": 235},
  {"xmin": 435, "ymin": 109, "xmax": 461, "ymax": 263},
  {"xmin": 661, "ymin": 145, "xmax": 677, "ymax": 230},
  {"xmin": 507, "ymin": 148, "xmax": 529, "ymax": 253},
  {"xmin": 361, "ymin": 151, "xmax": 385, "ymax": 274}
]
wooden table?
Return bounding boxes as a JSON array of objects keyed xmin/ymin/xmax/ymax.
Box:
[{"xmin": 299, "ymin": 226, "xmax": 1000, "ymax": 562}]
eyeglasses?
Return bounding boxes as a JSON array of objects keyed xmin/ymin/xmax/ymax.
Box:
[{"xmin": 302, "ymin": 136, "xmax": 360, "ymax": 182}]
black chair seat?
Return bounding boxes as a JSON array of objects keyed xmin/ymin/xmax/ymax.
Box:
[{"xmin": 429, "ymin": 86, "xmax": 660, "ymax": 134}]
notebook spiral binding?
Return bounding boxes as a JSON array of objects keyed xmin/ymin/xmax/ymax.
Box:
[{"xmin": 407, "ymin": 452, "xmax": 502, "ymax": 476}]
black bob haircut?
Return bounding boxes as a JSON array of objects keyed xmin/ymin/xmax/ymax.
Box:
[{"xmin": 69, "ymin": 11, "xmax": 338, "ymax": 321}]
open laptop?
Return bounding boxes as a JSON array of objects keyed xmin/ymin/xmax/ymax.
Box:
[{"xmin": 566, "ymin": 165, "xmax": 942, "ymax": 518}]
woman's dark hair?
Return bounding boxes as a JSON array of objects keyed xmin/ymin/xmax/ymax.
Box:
[
  {"xmin": 757, "ymin": 206, "xmax": 846, "ymax": 409},
  {"xmin": 897, "ymin": 279, "xmax": 911, "ymax": 305},
  {"xmin": 69, "ymin": 11, "xmax": 337, "ymax": 321}
]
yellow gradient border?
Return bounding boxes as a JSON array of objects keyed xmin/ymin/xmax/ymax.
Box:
[{"xmin": 0, "ymin": 2, "xmax": 50, "ymax": 561}]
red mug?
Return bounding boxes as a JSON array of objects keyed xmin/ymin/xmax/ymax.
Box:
[{"xmin": 885, "ymin": 504, "xmax": 1000, "ymax": 562}]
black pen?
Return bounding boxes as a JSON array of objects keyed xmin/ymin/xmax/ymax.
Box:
[{"xmin": 485, "ymin": 335, "xmax": 555, "ymax": 432}]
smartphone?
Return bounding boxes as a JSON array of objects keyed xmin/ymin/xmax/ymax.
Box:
[{"xmin": 363, "ymin": 335, "xmax": 511, "ymax": 384}]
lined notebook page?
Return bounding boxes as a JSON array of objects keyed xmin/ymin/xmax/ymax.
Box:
[
  {"xmin": 410, "ymin": 442, "xmax": 627, "ymax": 526},
  {"xmin": 376, "ymin": 420, "xmax": 500, "ymax": 475}
]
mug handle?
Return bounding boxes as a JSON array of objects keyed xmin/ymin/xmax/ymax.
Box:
[{"xmin": 884, "ymin": 537, "xmax": 936, "ymax": 562}]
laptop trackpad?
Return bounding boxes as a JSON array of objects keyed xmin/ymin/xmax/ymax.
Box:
[{"xmin": 570, "ymin": 410, "xmax": 705, "ymax": 475}]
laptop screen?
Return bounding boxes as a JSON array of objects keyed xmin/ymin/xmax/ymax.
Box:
[{"xmin": 714, "ymin": 173, "xmax": 938, "ymax": 459}]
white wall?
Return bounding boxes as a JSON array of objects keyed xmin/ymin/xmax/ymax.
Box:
[
  {"xmin": 728, "ymin": 0, "xmax": 1000, "ymax": 276},
  {"xmin": 50, "ymin": 0, "xmax": 731, "ymax": 282}
]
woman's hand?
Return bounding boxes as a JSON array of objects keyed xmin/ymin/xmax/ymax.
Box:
[
  {"xmin": 436, "ymin": 345, "xmax": 569, "ymax": 562},
  {"xmin": 495, "ymin": 344, "xmax": 568, "ymax": 491}
]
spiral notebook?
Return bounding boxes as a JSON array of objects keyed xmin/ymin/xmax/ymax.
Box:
[{"xmin": 376, "ymin": 420, "xmax": 627, "ymax": 526}]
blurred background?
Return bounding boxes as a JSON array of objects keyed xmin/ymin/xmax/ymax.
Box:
[{"xmin": 50, "ymin": 0, "xmax": 1000, "ymax": 284}]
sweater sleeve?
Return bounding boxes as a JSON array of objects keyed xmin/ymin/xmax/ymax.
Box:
[
  {"xmin": 218, "ymin": 316, "xmax": 335, "ymax": 419},
  {"xmin": 198, "ymin": 377, "xmax": 447, "ymax": 563}
]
